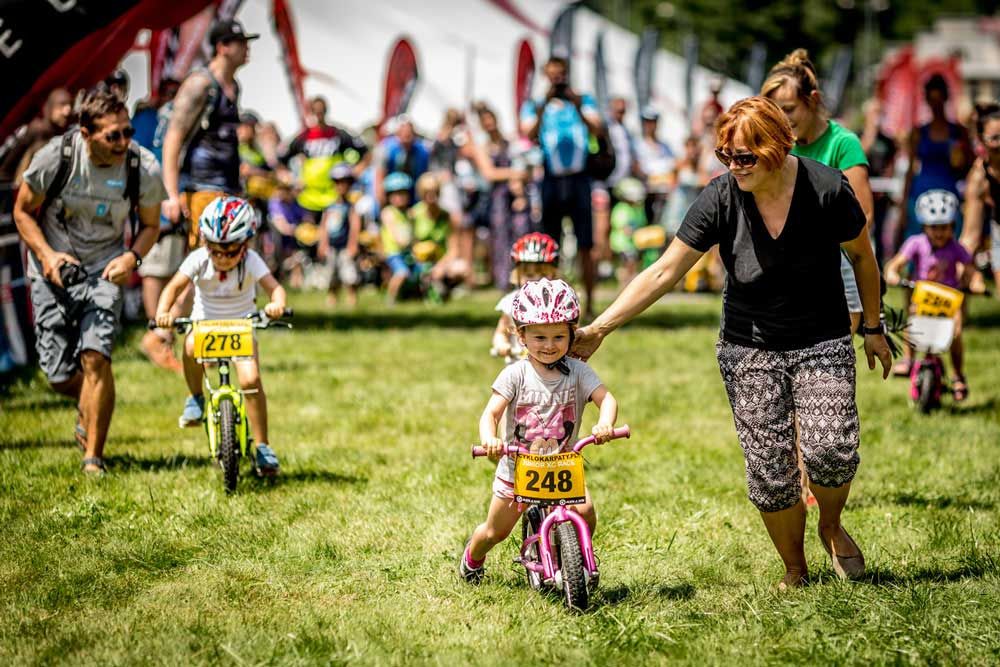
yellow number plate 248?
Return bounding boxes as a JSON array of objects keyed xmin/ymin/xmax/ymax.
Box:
[
  {"xmin": 513, "ymin": 452, "xmax": 586, "ymax": 506},
  {"xmin": 192, "ymin": 320, "xmax": 254, "ymax": 359}
]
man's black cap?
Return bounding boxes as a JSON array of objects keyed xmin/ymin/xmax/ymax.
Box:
[{"xmin": 209, "ymin": 19, "xmax": 260, "ymax": 46}]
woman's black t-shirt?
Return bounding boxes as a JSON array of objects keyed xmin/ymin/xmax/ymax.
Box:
[{"xmin": 676, "ymin": 157, "xmax": 866, "ymax": 350}]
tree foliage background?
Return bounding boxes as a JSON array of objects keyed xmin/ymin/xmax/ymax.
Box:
[{"xmin": 584, "ymin": 0, "xmax": 1000, "ymax": 92}]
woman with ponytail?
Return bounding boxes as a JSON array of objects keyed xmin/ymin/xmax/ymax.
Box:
[{"xmin": 762, "ymin": 49, "xmax": 875, "ymax": 335}]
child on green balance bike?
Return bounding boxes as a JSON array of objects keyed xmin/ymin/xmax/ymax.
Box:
[
  {"xmin": 461, "ymin": 278, "xmax": 619, "ymax": 583},
  {"xmin": 155, "ymin": 196, "xmax": 288, "ymax": 476}
]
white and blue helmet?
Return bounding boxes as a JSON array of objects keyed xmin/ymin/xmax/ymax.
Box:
[
  {"xmin": 198, "ymin": 196, "xmax": 257, "ymax": 244},
  {"xmin": 914, "ymin": 189, "xmax": 959, "ymax": 226}
]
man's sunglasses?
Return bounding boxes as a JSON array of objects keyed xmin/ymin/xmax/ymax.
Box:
[
  {"xmin": 208, "ymin": 246, "xmax": 244, "ymax": 259},
  {"xmin": 715, "ymin": 149, "xmax": 759, "ymax": 169},
  {"xmin": 103, "ymin": 126, "xmax": 136, "ymax": 143}
]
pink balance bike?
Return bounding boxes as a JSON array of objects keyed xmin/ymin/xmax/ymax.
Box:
[{"xmin": 472, "ymin": 425, "xmax": 631, "ymax": 611}]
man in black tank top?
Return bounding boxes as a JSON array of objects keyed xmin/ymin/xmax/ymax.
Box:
[{"xmin": 161, "ymin": 19, "xmax": 258, "ymax": 249}]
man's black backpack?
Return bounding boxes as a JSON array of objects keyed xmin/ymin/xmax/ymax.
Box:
[{"xmin": 40, "ymin": 130, "xmax": 141, "ymax": 241}]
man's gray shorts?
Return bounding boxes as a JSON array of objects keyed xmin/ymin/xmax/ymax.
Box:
[{"xmin": 30, "ymin": 276, "xmax": 123, "ymax": 384}]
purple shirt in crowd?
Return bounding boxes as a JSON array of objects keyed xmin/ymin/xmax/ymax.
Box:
[{"xmin": 898, "ymin": 234, "xmax": 971, "ymax": 288}]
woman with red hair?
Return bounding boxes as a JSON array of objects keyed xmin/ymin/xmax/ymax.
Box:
[{"xmin": 573, "ymin": 97, "xmax": 892, "ymax": 590}]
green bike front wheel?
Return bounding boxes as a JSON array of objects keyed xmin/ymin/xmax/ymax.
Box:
[{"xmin": 217, "ymin": 397, "xmax": 240, "ymax": 493}]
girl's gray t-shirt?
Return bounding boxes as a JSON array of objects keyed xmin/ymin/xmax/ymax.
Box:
[{"xmin": 492, "ymin": 357, "xmax": 603, "ymax": 452}]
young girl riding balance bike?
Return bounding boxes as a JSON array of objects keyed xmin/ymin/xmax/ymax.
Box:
[
  {"xmin": 884, "ymin": 189, "xmax": 974, "ymax": 400},
  {"xmin": 461, "ymin": 278, "xmax": 618, "ymax": 583},
  {"xmin": 155, "ymin": 196, "xmax": 288, "ymax": 475}
]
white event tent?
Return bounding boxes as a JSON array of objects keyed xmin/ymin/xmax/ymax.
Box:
[{"xmin": 121, "ymin": 0, "xmax": 751, "ymax": 149}]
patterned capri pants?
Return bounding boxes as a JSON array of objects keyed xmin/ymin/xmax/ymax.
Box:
[{"xmin": 716, "ymin": 335, "xmax": 861, "ymax": 513}]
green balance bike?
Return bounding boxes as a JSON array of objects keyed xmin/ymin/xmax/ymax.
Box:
[{"xmin": 154, "ymin": 309, "xmax": 292, "ymax": 492}]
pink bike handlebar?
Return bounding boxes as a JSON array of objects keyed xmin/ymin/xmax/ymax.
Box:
[{"xmin": 471, "ymin": 425, "xmax": 630, "ymax": 458}]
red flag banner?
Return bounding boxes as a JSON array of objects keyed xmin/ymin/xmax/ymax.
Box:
[
  {"xmin": 514, "ymin": 39, "xmax": 535, "ymax": 127},
  {"xmin": 877, "ymin": 47, "xmax": 918, "ymax": 139},
  {"xmin": 383, "ymin": 37, "xmax": 419, "ymax": 123},
  {"xmin": 272, "ymin": 0, "xmax": 307, "ymax": 127}
]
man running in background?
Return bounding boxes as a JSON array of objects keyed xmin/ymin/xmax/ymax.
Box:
[{"xmin": 160, "ymin": 19, "xmax": 258, "ymax": 249}]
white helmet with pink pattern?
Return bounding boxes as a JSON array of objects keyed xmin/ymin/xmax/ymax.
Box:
[{"xmin": 511, "ymin": 278, "xmax": 580, "ymax": 327}]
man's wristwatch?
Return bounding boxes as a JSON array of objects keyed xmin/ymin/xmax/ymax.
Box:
[
  {"xmin": 861, "ymin": 323, "xmax": 884, "ymax": 335},
  {"xmin": 127, "ymin": 249, "xmax": 143, "ymax": 268}
]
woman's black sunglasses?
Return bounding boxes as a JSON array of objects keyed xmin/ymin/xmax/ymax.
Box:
[{"xmin": 715, "ymin": 149, "xmax": 759, "ymax": 169}]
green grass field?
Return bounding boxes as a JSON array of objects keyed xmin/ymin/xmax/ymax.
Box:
[{"xmin": 2, "ymin": 288, "xmax": 999, "ymax": 666}]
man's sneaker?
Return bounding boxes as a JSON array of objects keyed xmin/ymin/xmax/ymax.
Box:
[
  {"xmin": 255, "ymin": 444, "xmax": 280, "ymax": 476},
  {"xmin": 459, "ymin": 542, "xmax": 485, "ymax": 584},
  {"xmin": 178, "ymin": 395, "xmax": 205, "ymax": 428}
]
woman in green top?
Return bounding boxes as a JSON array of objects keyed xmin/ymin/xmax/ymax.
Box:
[{"xmin": 763, "ymin": 48, "xmax": 875, "ymax": 335}]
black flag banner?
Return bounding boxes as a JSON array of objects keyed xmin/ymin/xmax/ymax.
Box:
[
  {"xmin": 0, "ymin": 0, "xmax": 213, "ymax": 139},
  {"xmin": 594, "ymin": 32, "xmax": 609, "ymax": 114}
]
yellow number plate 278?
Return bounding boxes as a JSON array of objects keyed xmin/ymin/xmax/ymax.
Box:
[
  {"xmin": 192, "ymin": 320, "xmax": 254, "ymax": 359},
  {"xmin": 513, "ymin": 452, "xmax": 586, "ymax": 506}
]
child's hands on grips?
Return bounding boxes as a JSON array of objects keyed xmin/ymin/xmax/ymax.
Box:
[
  {"xmin": 592, "ymin": 422, "xmax": 614, "ymax": 444},
  {"xmin": 484, "ymin": 437, "xmax": 505, "ymax": 461},
  {"xmin": 264, "ymin": 302, "xmax": 285, "ymax": 319},
  {"xmin": 155, "ymin": 311, "xmax": 174, "ymax": 328}
]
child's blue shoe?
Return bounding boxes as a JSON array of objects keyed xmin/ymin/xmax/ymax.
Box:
[
  {"xmin": 255, "ymin": 443, "xmax": 280, "ymax": 476},
  {"xmin": 178, "ymin": 395, "xmax": 205, "ymax": 428}
]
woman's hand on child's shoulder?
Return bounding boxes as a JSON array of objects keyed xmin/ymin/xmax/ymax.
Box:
[{"xmin": 571, "ymin": 325, "xmax": 604, "ymax": 361}]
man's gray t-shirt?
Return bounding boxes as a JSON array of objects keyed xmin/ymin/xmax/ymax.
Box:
[
  {"xmin": 22, "ymin": 132, "xmax": 166, "ymax": 278},
  {"xmin": 492, "ymin": 357, "xmax": 603, "ymax": 452}
]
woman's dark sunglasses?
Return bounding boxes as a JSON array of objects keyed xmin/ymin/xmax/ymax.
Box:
[
  {"xmin": 208, "ymin": 246, "xmax": 244, "ymax": 259},
  {"xmin": 102, "ymin": 126, "xmax": 136, "ymax": 143},
  {"xmin": 715, "ymin": 149, "xmax": 759, "ymax": 169}
]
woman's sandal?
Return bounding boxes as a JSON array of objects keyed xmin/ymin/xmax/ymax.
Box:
[
  {"xmin": 777, "ymin": 572, "xmax": 808, "ymax": 591},
  {"xmin": 818, "ymin": 526, "xmax": 865, "ymax": 580},
  {"xmin": 892, "ymin": 359, "xmax": 913, "ymax": 377},
  {"xmin": 80, "ymin": 457, "xmax": 107, "ymax": 477},
  {"xmin": 952, "ymin": 377, "xmax": 969, "ymax": 402}
]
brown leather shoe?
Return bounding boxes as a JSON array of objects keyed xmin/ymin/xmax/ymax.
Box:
[
  {"xmin": 818, "ymin": 525, "xmax": 866, "ymax": 580},
  {"xmin": 141, "ymin": 330, "xmax": 182, "ymax": 374}
]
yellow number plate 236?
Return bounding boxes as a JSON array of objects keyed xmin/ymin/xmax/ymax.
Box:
[
  {"xmin": 514, "ymin": 452, "xmax": 586, "ymax": 506},
  {"xmin": 192, "ymin": 320, "xmax": 254, "ymax": 359}
]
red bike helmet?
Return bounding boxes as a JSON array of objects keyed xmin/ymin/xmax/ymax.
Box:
[{"xmin": 510, "ymin": 232, "xmax": 559, "ymax": 265}]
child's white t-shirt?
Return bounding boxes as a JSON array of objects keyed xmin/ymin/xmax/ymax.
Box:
[
  {"xmin": 495, "ymin": 290, "xmax": 517, "ymax": 316},
  {"xmin": 178, "ymin": 247, "xmax": 271, "ymax": 320}
]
